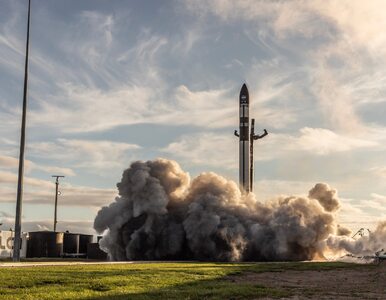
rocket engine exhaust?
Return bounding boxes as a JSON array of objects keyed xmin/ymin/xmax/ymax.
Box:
[{"xmin": 93, "ymin": 158, "xmax": 385, "ymax": 262}]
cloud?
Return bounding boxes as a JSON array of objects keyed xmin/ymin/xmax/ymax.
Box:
[
  {"xmin": 154, "ymin": 85, "xmax": 235, "ymax": 128},
  {"xmin": 80, "ymin": 11, "xmax": 114, "ymax": 47},
  {"xmin": 356, "ymin": 199, "xmax": 386, "ymax": 212},
  {"xmin": 0, "ymin": 173, "xmax": 116, "ymax": 208},
  {"xmin": 0, "ymin": 154, "xmax": 75, "ymax": 176},
  {"xmin": 245, "ymin": 59, "xmax": 309, "ymax": 129},
  {"xmin": 314, "ymin": 1, "xmax": 386, "ymax": 53},
  {"xmin": 161, "ymin": 127, "xmax": 378, "ymax": 171},
  {"xmin": 0, "ymin": 7, "xmax": 169, "ymax": 135},
  {"xmin": 118, "ymin": 33, "xmax": 168, "ymax": 66},
  {"xmin": 0, "ymin": 211, "xmax": 13, "ymax": 219},
  {"xmin": 255, "ymin": 179, "xmax": 314, "ymax": 201},
  {"xmin": 183, "ymin": 0, "xmax": 386, "ymax": 49},
  {"xmin": 370, "ymin": 193, "xmax": 386, "ymax": 204},
  {"xmin": 311, "ymin": 67, "xmax": 365, "ymax": 133},
  {"xmin": 29, "ymin": 81, "xmax": 293, "ymax": 133},
  {"xmin": 370, "ymin": 167, "xmax": 386, "ymax": 179},
  {"xmin": 183, "ymin": 0, "xmax": 386, "ymax": 132},
  {"xmin": 32, "ymin": 165, "xmax": 76, "ymax": 177},
  {"xmin": 0, "ymin": 1, "xmax": 26, "ymax": 75},
  {"xmin": 56, "ymin": 10, "xmax": 117, "ymax": 82},
  {"xmin": 171, "ymin": 23, "xmax": 203, "ymax": 55},
  {"xmin": 161, "ymin": 132, "xmax": 237, "ymax": 169},
  {"xmin": 0, "ymin": 149, "xmax": 117, "ymax": 208},
  {"xmin": 291, "ymin": 127, "xmax": 377, "ymax": 155},
  {"xmin": 1, "ymin": 0, "xmax": 386, "ymax": 234},
  {"xmin": 29, "ymin": 83, "xmax": 232, "ymax": 133},
  {"xmin": 29, "ymin": 139, "xmax": 141, "ymax": 172},
  {"xmin": 30, "ymin": 84, "xmax": 154, "ymax": 133},
  {"xmin": 154, "ymin": 84, "xmax": 298, "ymax": 129},
  {"xmin": 337, "ymin": 197, "xmax": 385, "ymax": 230},
  {"xmin": 0, "ymin": 170, "xmax": 52, "ymax": 189},
  {"xmin": 0, "ymin": 155, "xmax": 19, "ymax": 168},
  {"xmin": 268, "ymin": 127, "xmax": 377, "ymax": 157},
  {"xmin": 0, "ymin": 216, "xmax": 96, "ymax": 234}
]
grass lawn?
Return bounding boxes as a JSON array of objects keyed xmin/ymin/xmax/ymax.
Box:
[{"xmin": 0, "ymin": 261, "xmax": 365, "ymax": 299}]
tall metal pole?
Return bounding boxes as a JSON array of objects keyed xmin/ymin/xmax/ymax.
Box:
[
  {"xmin": 250, "ymin": 121, "xmax": 268, "ymax": 193},
  {"xmin": 13, "ymin": 0, "xmax": 31, "ymax": 262},
  {"xmin": 250, "ymin": 119, "xmax": 255, "ymax": 192},
  {"xmin": 52, "ymin": 175, "xmax": 65, "ymax": 232}
]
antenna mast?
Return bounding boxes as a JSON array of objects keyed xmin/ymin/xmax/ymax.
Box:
[
  {"xmin": 13, "ymin": 0, "xmax": 31, "ymax": 262},
  {"xmin": 250, "ymin": 119, "xmax": 268, "ymax": 192}
]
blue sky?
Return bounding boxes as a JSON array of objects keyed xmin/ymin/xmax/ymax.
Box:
[{"xmin": 1, "ymin": 0, "xmax": 386, "ymax": 234}]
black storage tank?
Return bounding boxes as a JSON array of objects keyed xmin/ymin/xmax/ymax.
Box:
[
  {"xmin": 79, "ymin": 234, "xmax": 93, "ymax": 254},
  {"xmin": 63, "ymin": 233, "xmax": 79, "ymax": 255},
  {"xmin": 27, "ymin": 231, "xmax": 64, "ymax": 258},
  {"xmin": 87, "ymin": 243, "xmax": 107, "ymax": 260}
]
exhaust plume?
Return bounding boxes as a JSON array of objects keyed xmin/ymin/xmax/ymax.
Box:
[
  {"xmin": 327, "ymin": 222, "xmax": 386, "ymax": 256},
  {"xmin": 94, "ymin": 159, "xmax": 384, "ymax": 261}
]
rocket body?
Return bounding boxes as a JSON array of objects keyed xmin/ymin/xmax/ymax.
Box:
[
  {"xmin": 239, "ymin": 84, "xmax": 250, "ymax": 193},
  {"xmin": 235, "ymin": 84, "xmax": 268, "ymax": 194}
]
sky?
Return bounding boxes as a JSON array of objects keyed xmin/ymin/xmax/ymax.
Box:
[{"xmin": 0, "ymin": 0, "xmax": 386, "ymax": 235}]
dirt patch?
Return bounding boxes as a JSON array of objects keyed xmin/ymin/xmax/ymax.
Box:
[{"xmin": 229, "ymin": 262, "xmax": 386, "ymax": 299}]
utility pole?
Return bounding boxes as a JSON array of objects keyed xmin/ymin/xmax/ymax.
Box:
[
  {"xmin": 13, "ymin": 0, "xmax": 31, "ymax": 262},
  {"xmin": 52, "ymin": 175, "xmax": 65, "ymax": 232}
]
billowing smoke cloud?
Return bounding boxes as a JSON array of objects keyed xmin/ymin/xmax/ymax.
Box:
[
  {"xmin": 94, "ymin": 159, "xmax": 384, "ymax": 261},
  {"xmin": 327, "ymin": 222, "xmax": 386, "ymax": 256}
]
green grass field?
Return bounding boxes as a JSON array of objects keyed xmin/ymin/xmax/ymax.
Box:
[{"xmin": 0, "ymin": 261, "xmax": 367, "ymax": 299}]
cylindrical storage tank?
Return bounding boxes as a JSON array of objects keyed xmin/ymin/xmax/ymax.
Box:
[
  {"xmin": 27, "ymin": 231, "xmax": 63, "ymax": 258},
  {"xmin": 87, "ymin": 243, "xmax": 107, "ymax": 260},
  {"xmin": 79, "ymin": 234, "xmax": 93, "ymax": 254},
  {"xmin": 63, "ymin": 233, "xmax": 79, "ymax": 254}
]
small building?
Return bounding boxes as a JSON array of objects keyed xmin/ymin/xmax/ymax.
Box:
[{"xmin": 0, "ymin": 231, "xmax": 28, "ymax": 258}]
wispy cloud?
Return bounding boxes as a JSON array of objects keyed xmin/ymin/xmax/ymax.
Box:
[
  {"xmin": 0, "ymin": 215, "xmax": 96, "ymax": 234},
  {"xmin": 0, "ymin": 154, "xmax": 75, "ymax": 176},
  {"xmin": 183, "ymin": 0, "xmax": 386, "ymax": 133},
  {"xmin": 0, "ymin": 155, "xmax": 20, "ymax": 168},
  {"xmin": 1, "ymin": 1, "xmax": 386, "ymax": 230},
  {"xmin": 0, "ymin": 172, "xmax": 116, "ymax": 208},
  {"xmin": 163, "ymin": 127, "xmax": 378, "ymax": 170},
  {"xmin": 370, "ymin": 167, "xmax": 386, "ymax": 179},
  {"xmin": 29, "ymin": 139, "xmax": 141, "ymax": 171},
  {"xmin": 0, "ymin": 170, "xmax": 52, "ymax": 188},
  {"xmin": 161, "ymin": 132, "xmax": 237, "ymax": 169},
  {"xmin": 289, "ymin": 127, "xmax": 377, "ymax": 155}
]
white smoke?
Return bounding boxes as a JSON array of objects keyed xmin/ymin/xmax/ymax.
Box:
[
  {"xmin": 94, "ymin": 158, "xmax": 385, "ymax": 261},
  {"xmin": 327, "ymin": 222, "xmax": 386, "ymax": 256}
]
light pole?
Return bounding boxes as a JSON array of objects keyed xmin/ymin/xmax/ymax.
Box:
[
  {"xmin": 13, "ymin": 0, "xmax": 31, "ymax": 262},
  {"xmin": 52, "ymin": 175, "xmax": 65, "ymax": 232}
]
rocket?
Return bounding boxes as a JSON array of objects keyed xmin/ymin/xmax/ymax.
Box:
[
  {"xmin": 234, "ymin": 84, "xmax": 251, "ymax": 193},
  {"xmin": 234, "ymin": 84, "xmax": 268, "ymax": 194}
]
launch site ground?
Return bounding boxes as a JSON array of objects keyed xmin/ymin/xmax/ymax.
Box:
[{"xmin": 0, "ymin": 261, "xmax": 385, "ymax": 299}]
